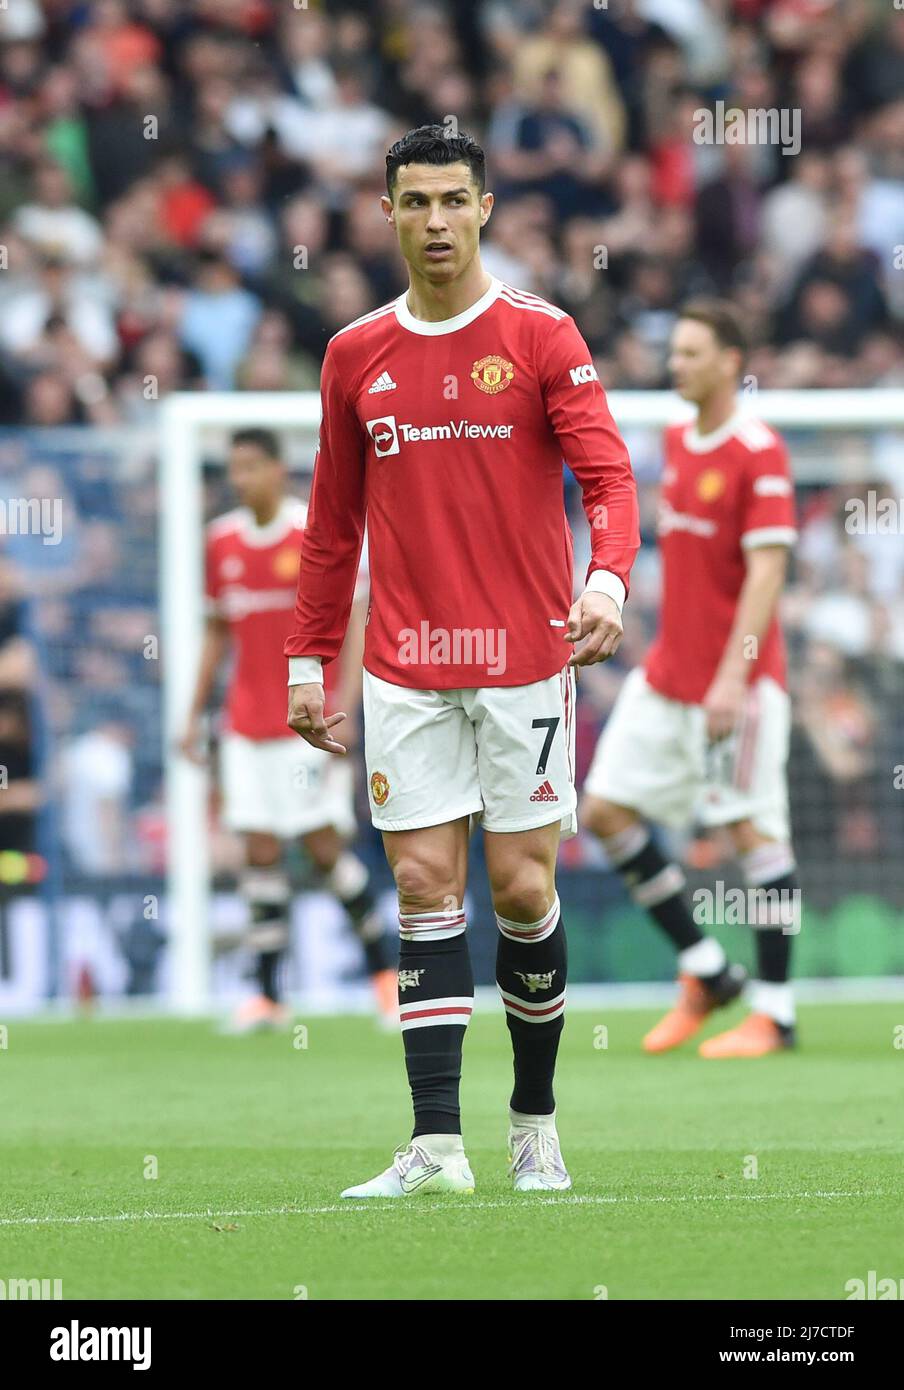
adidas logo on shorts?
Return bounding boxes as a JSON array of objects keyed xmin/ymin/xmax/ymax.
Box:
[{"xmin": 530, "ymin": 779, "xmax": 558, "ymax": 802}]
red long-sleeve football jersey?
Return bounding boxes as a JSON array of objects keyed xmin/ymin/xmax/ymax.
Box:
[
  {"xmin": 206, "ymin": 498, "xmax": 356, "ymax": 739},
  {"xmin": 285, "ymin": 277, "xmax": 639, "ymax": 689},
  {"xmin": 644, "ymin": 413, "xmax": 798, "ymax": 705}
]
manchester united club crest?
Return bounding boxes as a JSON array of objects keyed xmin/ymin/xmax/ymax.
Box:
[
  {"xmin": 697, "ymin": 468, "xmax": 726, "ymax": 502},
  {"xmin": 273, "ymin": 546, "xmax": 299, "ymax": 581},
  {"xmin": 370, "ymin": 770, "xmax": 390, "ymax": 806},
  {"xmin": 514, "ymin": 970, "xmax": 557, "ymax": 994},
  {"xmin": 471, "ymin": 354, "xmax": 515, "ymax": 394}
]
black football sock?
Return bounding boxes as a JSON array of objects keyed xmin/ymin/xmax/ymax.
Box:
[
  {"xmin": 741, "ymin": 843, "xmax": 798, "ymax": 1028},
  {"xmin": 602, "ymin": 824, "xmax": 725, "ymax": 966},
  {"xmin": 326, "ymin": 851, "xmax": 395, "ymax": 975},
  {"xmin": 241, "ymin": 867, "xmax": 290, "ymax": 1003},
  {"xmin": 397, "ymin": 907, "xmax": 472, "ymax": 1139},
  {"xmin": 256, "ymin": 948, "xmax": 282, "ymax": 1002},
  {"xmin": 496, "ymin": 896, "xmax": 567, "ymax": 1116}
]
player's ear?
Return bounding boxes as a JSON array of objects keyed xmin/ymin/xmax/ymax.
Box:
[
  {"xmin": 380, "ymin": 193, "xmax": 394, "ymax": 225},
  {"xmin": 479, "ymin": 191, "xmax": 494, "ymax": 227}
]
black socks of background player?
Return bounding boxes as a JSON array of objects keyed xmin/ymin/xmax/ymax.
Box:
[
  {"xmin": 397, "ymin": 908, "xmax": 473, "ymax": 1139},
  {"xmin": 739, "ymin": 843, "xmax": 798, "ymax": 1030},
  {"xmin": 604, "ymin": 825, "xmax": 798, "ymax": 1029},
  {"xmin": 496, "ymin": 897, "xmax": 567, "ymax": 1116},
  {"xmin": 600, "ymin": 822, "xmax": 724, "ymax": 958},
  {"xmin": 242, "ymin": 854, "xmax": 395, "ymax": 1002},
  {"xmin": 241, "ymin": 867, "xmax": 290, "ymax": 1002},
  {"xmin": 325, "ymin": 851, "xmax": 394, "ymax": 974}
]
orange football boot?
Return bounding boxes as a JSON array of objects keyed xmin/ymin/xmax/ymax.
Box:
[
  {"xmin": 699, "ymin": 1012, "xmax": 795, "ymax": 1058},
  {"xmin": 643, "ymin": 964, "xmax": 746, "ymax": 1054},
  {"xmin": 228, "ymin": 994, "xmax": 291, "ymax": 1033},
  {"xmin": 372, "ymin": 968, "xmax": 400, "ymax": 1027}
]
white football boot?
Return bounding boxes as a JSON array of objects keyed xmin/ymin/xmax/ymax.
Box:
[
  {"xmin": 508, "ymin": 1111, "xmax": 572, "ymax": 1192},
  {"xmin": 341, "ymin": 1136, "xmax": 475, "ymax": 1199}
]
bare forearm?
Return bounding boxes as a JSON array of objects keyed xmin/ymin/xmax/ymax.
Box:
[
  {"xmin": 337, "ymin": 595, "xmax": 367, "ymax": 716},
  {"xmin": 717, "ymin": 551, "xmax": 787, "ymax": 682},
  {"xmin": 188, "ymin": 622, "xmax": 229, "ymax": 720},
  {"xmin": 0, "ymin": 780, "xmax": 41, "ymax": 813},
  {"xmin": 0, "ymin": 638, "xmax": 35, "ymax": 687}
]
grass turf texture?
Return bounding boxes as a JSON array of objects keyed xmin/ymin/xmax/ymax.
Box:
[{"xmin": 1, "ymin": 1002, "xmax": 901, "ymax": 1300}]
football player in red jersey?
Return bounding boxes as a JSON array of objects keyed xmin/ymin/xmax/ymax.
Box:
[
  {"xmin": 285, "ymin": 127, "xmax": 640, "ymax": 1197},
  {"xmin": 179, "ymin": 428, "xmax": 398, "ymax": 1031},
  {"xmin": 582, "ymin": 301, "xmax": 800, "ymax": 1058}
]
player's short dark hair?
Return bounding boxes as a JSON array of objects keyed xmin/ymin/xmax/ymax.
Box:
[
  {"xmin": 230, "ymin": 428, "xmax": 282, "ymax": 461},
  {"xmin": 386, "ymin": 125, "xmax": 486, "ymax": 198},
  {"xmin": 678, "ymin": 299, "xmax": 747, "ymax": 357}
]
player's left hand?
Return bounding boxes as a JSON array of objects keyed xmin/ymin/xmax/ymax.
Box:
[
  {"xmin": 703, "ymin": 671, "xmax": 747, "ymax": 741},
  {"xmin": 564, "ymin": 592, "xmax": 623, "ymax": 667}
]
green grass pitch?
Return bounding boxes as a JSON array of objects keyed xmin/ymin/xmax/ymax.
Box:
[{"xmin": 1, "ymin": 1002, "xmax": 901, "ymax": 1300}]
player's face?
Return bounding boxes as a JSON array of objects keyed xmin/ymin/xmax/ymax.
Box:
[
  {"xmin": 227, "ymin": 445, "xmax": 285, "ymax": 510},
  {"xmin": 668, "ymin": 319, "xmax": 739, "ymax": 404},
  {"xmin": 381, "ymin": 162, "xmax": 493, "ymax": 281}
]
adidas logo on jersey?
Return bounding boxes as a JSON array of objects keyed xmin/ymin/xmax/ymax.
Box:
[
  {"xmin": 367, "ymin": 371, "xmax": 397, "ymax": 394},
  {"xmin": 530, "ymin": 780, "xmax": 558, "ymax": 802}
]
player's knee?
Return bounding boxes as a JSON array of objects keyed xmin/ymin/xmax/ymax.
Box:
[
  {"xmin": 392, "ymin": 852, "xmax": 462, "ymax": 915},
  {"xmin": 579, "ymin": 794, "xmax": 638, "ymax": 840},
  {"xmin": 245, "ymin": 832, "xmax": 281, "ymax": 868},
  {"xmin": 302, "ymin": 825, "xmax": 343, "ymax": 873},
  {"xmin": 491, "ymin": 862, "xmax": 554, "ymax": 925}
]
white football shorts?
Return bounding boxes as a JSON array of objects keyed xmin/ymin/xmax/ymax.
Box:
[
  {"xmin": 219, "ymin": 731, "xmax": 356, "ymax": 839},
  {"xmin": 583, "ymin": 667, "xmax": 791, "ymax": 841},
  {"xmin": 362, "ymin": 666, "xmax": 577, "ymax": 839}
]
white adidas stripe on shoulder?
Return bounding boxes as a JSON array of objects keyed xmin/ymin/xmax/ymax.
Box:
[
  {"xmin": 735, "ymin": 417, "xmax": 778, "ymax": 453},
  {"xmin": 498, "ymin": 292, "xmax": 567, "ymax": 321},
  {"xmin": 499, "ymin": 283, "xmax": 568, "ymax": 321},
  {"xmin": 329, "ymin": 301, "xmax": 397, "ymax": 343},
  {"xmin": 501, "ymin": 282, "xmax": 567, "ymax": 313},
  {"xmin": 206, "ymin": 507, "xmax": 245, "ymax": 538}
]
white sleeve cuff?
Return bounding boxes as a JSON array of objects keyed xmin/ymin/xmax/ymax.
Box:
[
  {"xmin": 741, "ymin": 527, "xmax": 798, "ymax": 550},
  {"xmin": 288, "ymin": 656, "xmax": 324, "ymax": 686},
  {"xmin": 584, "ymin": 569, "xmax": 626, "ymax": 614}
]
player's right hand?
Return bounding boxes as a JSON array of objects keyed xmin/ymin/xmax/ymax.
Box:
[
  {"xmin": 287, "ymin": 682, "xmax": 349, "ymax": 754},
  {"xmin": 177, "ymin": 719, "xmax": 208, "ymax": 765}
]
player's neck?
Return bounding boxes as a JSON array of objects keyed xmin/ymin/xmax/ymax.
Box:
[
  {"xmin": 249, "ymin": 498, "xmax": 282, "ymax": 528},
  {"xmin": 404, "ymin": 260, "xmax": 492, "ymax": 323},
  {"xmin": 694, "ymin": 391, "xmax": 738, "ymax": 439}
]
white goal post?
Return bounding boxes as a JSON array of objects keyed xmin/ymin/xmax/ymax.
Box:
[{"xmin": 159, "ymin": 388, "xmax": 904, "ymax": 1013}]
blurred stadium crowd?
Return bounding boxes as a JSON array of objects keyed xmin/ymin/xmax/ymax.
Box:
[
  {"xmin": 1, "ymin": 0, "xmax": 903, "ymax": 424},
  {"xmin": 0, "ymin": 0, "xmax": 902, "ymax": 992}
]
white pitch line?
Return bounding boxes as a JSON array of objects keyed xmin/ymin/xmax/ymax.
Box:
[{"xmin": 0, "ymin": 1191, "xmax": 883, "ymax": 1228}]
